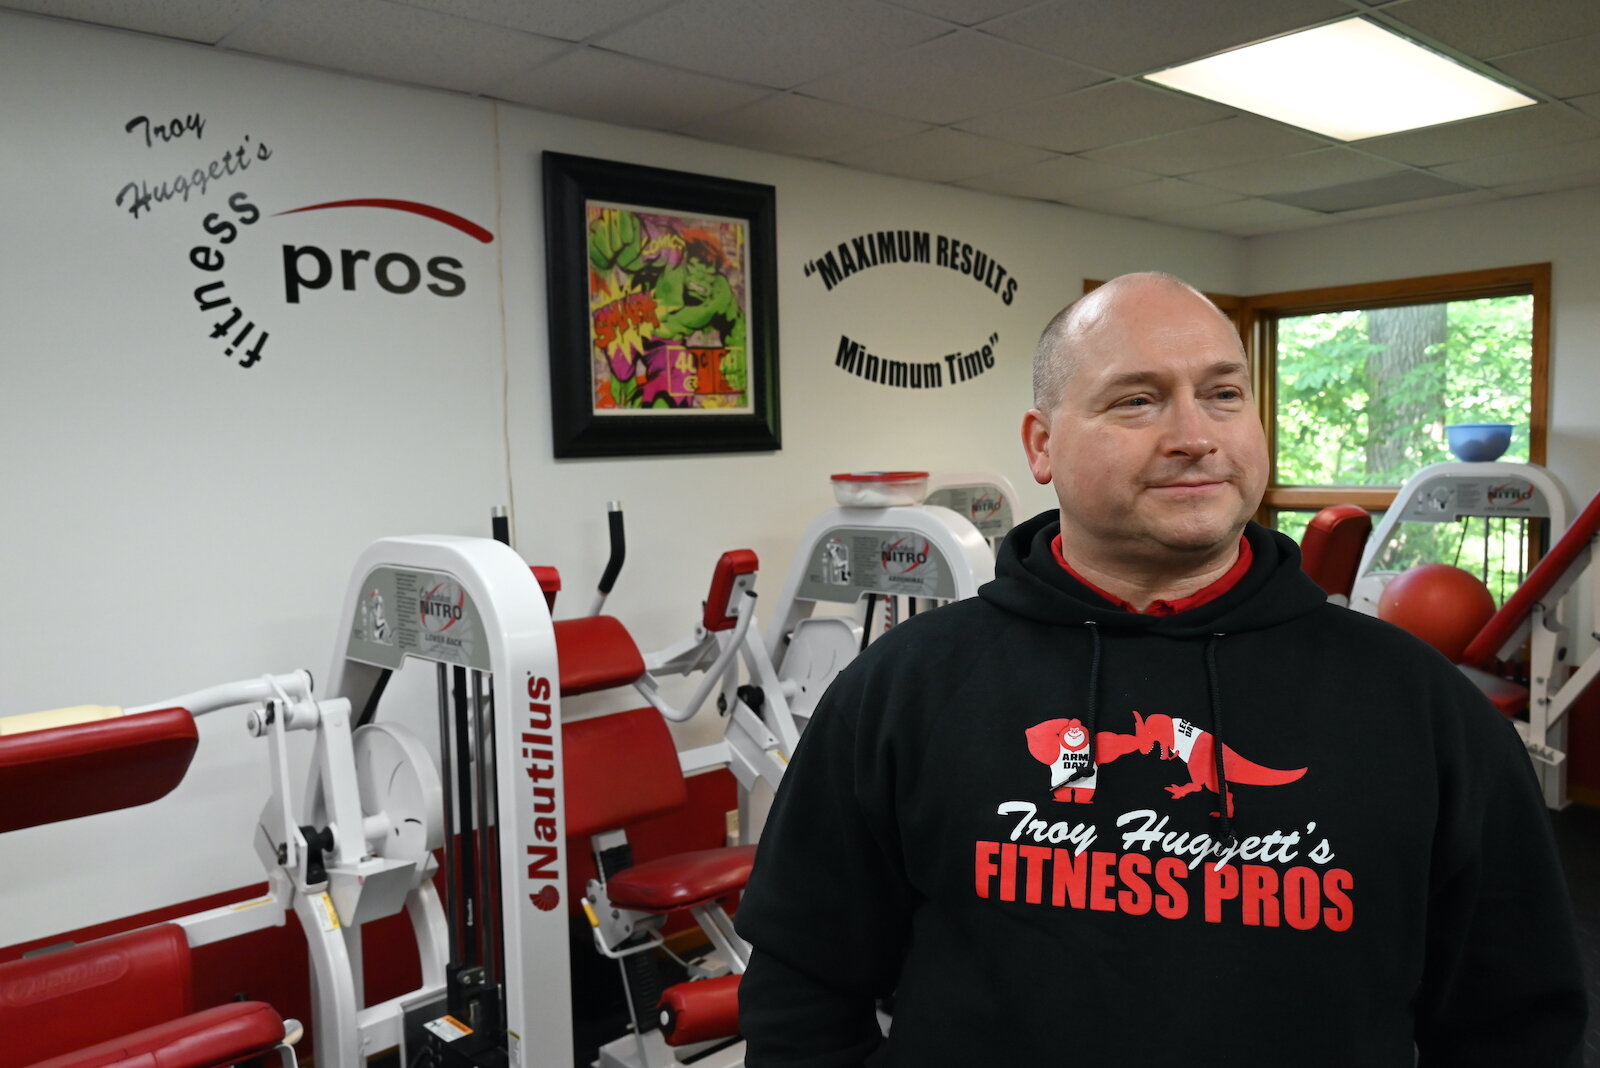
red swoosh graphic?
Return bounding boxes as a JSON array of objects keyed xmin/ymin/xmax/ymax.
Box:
[{"xmin": 275, "ymin": 199, "xmax": 494, "ymax": 243}]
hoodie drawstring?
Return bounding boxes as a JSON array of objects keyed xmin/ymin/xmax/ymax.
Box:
[
  {"xmin": 1068, "ymin": 622, "xmax": 1101, "ymax": 784},
  {"xmin": 1204, "ymin": 634, "xmax": 1237, "ymax": 848}
]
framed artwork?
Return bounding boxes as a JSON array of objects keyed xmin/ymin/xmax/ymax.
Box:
[{"xmin": 542, "ymin": 152, "xmax": 780, "ymax": 458}]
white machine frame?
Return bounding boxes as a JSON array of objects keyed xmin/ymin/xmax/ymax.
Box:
[{"xmin": 1350, "ymin": 461, "xmax": 1572, "ymax": 616}]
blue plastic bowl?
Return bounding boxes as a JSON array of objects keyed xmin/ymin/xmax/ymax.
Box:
[{"xmin": 1445, "ymin": 422, "xmax": 1512, "ymax": 462}]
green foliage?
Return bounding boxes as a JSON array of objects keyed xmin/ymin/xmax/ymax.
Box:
[
  {"xmin": 1275, "ymin": 296, "xmax": 1532, "ymax": 487},
  {"xmin": 1276, "ymin": 296, "xmax": 1534, "ymax": 602}
]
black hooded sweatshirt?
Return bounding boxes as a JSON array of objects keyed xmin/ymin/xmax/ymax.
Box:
[{"xmin": 737, "ymin": 512, "xmax": 1588, "ymax": 1066}]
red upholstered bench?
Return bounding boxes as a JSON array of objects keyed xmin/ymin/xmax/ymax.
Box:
[{"xmin": 0, "ymin": 926, "xmax": 292, "ymax": 1068}]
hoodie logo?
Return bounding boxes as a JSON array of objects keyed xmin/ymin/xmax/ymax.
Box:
[{"xmin": 1025, "ymin": 711, "xmax": 1306, "ymax": 816}]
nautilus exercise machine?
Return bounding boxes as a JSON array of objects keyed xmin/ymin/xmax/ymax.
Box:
[
  {"xmin": 0, "ymin": 679, "xmax": 307, "ymax": 1068},
  {"xmin": 766, "ymin": 473, "xmax": 997, "ymax": 723},
  {"xmin": 1457, "ymin": 487, "xmax": 1600, "ymax": 808},
  {"xmin": 1349, "ymin": 460, "xmax": 1572, "ymax": 616}
]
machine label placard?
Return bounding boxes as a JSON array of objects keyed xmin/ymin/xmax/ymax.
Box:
[
  {"xmin": 924, "ymin": 484, "xmax": 1013, "ymax": 538},
  {"xmin": 1400, "ymin": 475, "xmax": 1551, "ymax": 522},
  {"xmin": 795, "ymin": 526, "xmax": 959, "ymax": 602},
  {"xmin": 345, "ymin": 566, "xmax": 490, "ymax": 671}
]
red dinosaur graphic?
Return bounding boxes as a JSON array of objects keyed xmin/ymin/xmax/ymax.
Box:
[{"xmin": 1130, "ymin": 711, "xmax": 1306, "ymax": 817}]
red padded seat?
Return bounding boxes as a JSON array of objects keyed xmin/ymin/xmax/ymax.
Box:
[
  {"xmin": 0, "ymin": 708, "xmax": 197, "ymax": 833},
  {"xmin": 1458, "ymin": 664, "xmax": 1530, "ymax": 718},
  {"xmin": 605, "ymin": 845, "xmax": 757, "ymax": 912},
  {"xmin": 28, "ymin": 1001, "xmax": 287, "ymax": 1068},
  {"xmin": 553, "ymin": 616, "xmax": 646, "ymax": 696},
  {"xmin": 659, "ymin": 973, "xmax": 741, "ymax": 1047}
]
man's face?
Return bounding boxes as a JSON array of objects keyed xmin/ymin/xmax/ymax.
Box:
[{"xmin": 1022, "ymin": 285, "xmax": 1268, "ymax": 566}]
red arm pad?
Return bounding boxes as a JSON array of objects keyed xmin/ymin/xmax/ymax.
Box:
[
  {"xmin": 27, "ymin": 1002, "xmax": 287, "ymax": 1068},
  {"xmin": 659, "ymin": 974, "xmax": 742, "ymax": 1046},
  {"xmin": 552, "ymin": 616, "xmax": 646, "ymax": 696},
  {"xmin": 1298, "ymin": 504, "xmax": 1371, "ymax": 599},
  {"xmin": 0, "ymin": 926, "xmax": 193, "ymax": 1068},
  {"xmin": 703, "ymin": 550, "xmax": 759, "ymax": 632},
  {"xmin": 1463, "ymin": 489, "xmax": 1600, "ymax": 668},
  {"xmin": 531, "ymin": 566, "xmax": 561, "ymax": 612},
  {"xmin": 0, "ymin": 708, "xmax": 197, "ymax": 833}
]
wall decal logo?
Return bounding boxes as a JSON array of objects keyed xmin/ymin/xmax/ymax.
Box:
[
  {"xmin": 802, "ymin": 229, "xmax": 1021, "ymax": 390},
  {"xmin": 116, "ymin": 110, "xmax": 493, "ymax": 370}
]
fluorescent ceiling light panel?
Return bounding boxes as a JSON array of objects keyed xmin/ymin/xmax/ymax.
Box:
[{"xmin": 1145, "ymin": 19, "xmax": 1536, "ymax": 141}]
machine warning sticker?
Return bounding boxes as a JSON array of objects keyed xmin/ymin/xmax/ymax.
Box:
[
  {"xmin": 925, "ymin": 484, "xmax": 1013, "ymax": 539},
  {"xmin": 312, "ymin": 892, "xmax": 341, "ymax": 932},
  {"xmin": 795, "ymin": 526, "xmax": 958, "ymax": 603},
  {"xmin": 424, "ymin": 1016, "xmax": 473, "ymax": 1042},
  {"xmin": 345, "ymin": 567, "xmax": 489, "ymax": 671}
]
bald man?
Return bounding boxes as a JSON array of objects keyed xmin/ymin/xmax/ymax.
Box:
[{"xmin": 737, "ymin": 273, "xmax": 1586, "ymax": 1066}]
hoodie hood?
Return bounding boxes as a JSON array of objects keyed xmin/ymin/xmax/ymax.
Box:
[{"xmin": 980, "ymin": 509, "xmax": 1328, "ymax": 637}]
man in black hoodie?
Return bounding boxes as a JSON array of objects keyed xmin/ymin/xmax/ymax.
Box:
[{"xmin": 736, "ymin": 272, "xmax": 1588, "ymax": 1065}]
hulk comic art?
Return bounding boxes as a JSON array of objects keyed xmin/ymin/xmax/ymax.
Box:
[{"xmin": 586, "ymin": 203, "xmax": 752, "ymax": 414}]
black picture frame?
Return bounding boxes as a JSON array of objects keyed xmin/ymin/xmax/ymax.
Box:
[{"xmin": 542, "ymin": 152, "xmax": 781, "ymax": 458}]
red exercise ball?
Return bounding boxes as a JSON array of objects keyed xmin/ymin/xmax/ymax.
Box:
[{"xmin": 1377, "ymin": 564, "xmax": 1496, "ymax": 662}]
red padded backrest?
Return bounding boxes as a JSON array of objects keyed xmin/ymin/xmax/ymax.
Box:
[
  {"xmin": 563, "ymin": 707, "xmax": 688, "ymax": 841},
  {"xmin": 702, "ymin": 550, "xmax": 759, "ymax": 632},
  {"xmin": 1299, "ymin": 504, "xmax": 1372, "ymax": 599},
  {"xmin": 552, "ymin": 616, "xmax": 646, "ymax": 696},
  {"xmin": 0, "ymin": 708, "xmax": 198, "ymax": 833},
  {"xmin": 0, "ymin": 925, "xmax": 193, "ymax": 1068}
]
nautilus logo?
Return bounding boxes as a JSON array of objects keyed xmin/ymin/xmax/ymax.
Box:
[
  {"xmin": 1487, "ymin": 482, "xmax": 1536, "ymax": 506},
  {"xmin": 880, "ymin": 537, "xmax": 931, "ymax": 575},
  {"xmin": 419, "ymin": 581, "xmax": 466, "ymax": 633}
]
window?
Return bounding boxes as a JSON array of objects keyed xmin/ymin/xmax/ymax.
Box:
[{"xmin": 1239, "ymin": 264, "xmax": 1549, "ymax": 542}]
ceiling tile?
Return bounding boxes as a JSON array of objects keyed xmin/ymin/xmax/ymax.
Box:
[
  {"xmin": 492, "ymin": 48, "xmax": 770, "ymax": 129},
  {"xmin": 956, "ymin": 81, "xmax": 1231, "ymax": 154},
  {"xmin": 1571, "ymin": 92, "xmax": 1600, "ymax": 120},
  {"xmin": 1432, "ymin": 137, "xmax": 1600, "ymax": 186},
  {"xmin": 1381, "ymin": 0, "xmax": 1600, "ymax": 59},
  {"xmin": 1353, "ymin": 104, "xmax": 1599, "ymax": 166},
  {"xmin": 391, "ymin": 0, "xmax": 665, "ymax": 42},
  {"xmin": 594, "ymin": 0, "xmax": 948, "ymax": 90},
  {"xmin": 956, "ymin": 154, "xmax": 1157, "ymax": 199},
  {"xmin": 1267, "ymin": 170, "xmax": 1476, "ymax": 211},
  {"xmin": 827, "ymin": 128, "xmax": 1057, "ymax": 182},
  {"xmin": 1061, "ymin": 178, "xmax": 1245, "ymax": 217},
  {"xmin": 1327, "ymin": 189, "xmax": 1498, "ymax": 220},
  {"xmin": 1149, "ymin": 197, "xmax": 1322, "ymax": 232},
  {"xmin": 886, "ymin": 0, "xmax": 1045, "ymax": 26},
  {"xmin": 799, "ymin": 31, "xmax": 1104, "ymax": 125},
  {"xmin": 1493, "ymin": 167, "xmax": 1600, "ymax": 197},
  {"xmin": 982, "ymin": 0, "xmax": 1348, "ymax": 76},
  {"xmin": 1186, "ymin": 147, "xmax": 1406, "ymax": 195},
  {"xmin": 1491, "ymin": 33, "xmax": 1600, "ymax": 99},
  {"xmin": 0, "ymin": 0, "xmax": 269, "ymax": 42},
  {"xmin": 676, "ymin": 94, "xmax": 930, "ymax": 158},
  {"xmin": 221, "ymin": 0, "xmax": 566, "ymax": 93},
  {"xmin": 1081, "ymin": 115, "xmax": 1327, "ymax": 174}
]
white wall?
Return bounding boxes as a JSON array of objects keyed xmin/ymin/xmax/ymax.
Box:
[{"xmin": 0, "ymin": 11, "xmax": 1242, "ymax": 944}]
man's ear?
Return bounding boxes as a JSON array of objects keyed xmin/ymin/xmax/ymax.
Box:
[{"xmin": 1021, "ymin": 409, "xmax": 1053, "ymax": 485}]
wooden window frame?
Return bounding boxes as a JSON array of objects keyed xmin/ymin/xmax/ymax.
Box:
[{"xmin": 1086, "ymin": 265, "xmax": 1551, "ymax": 527}]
